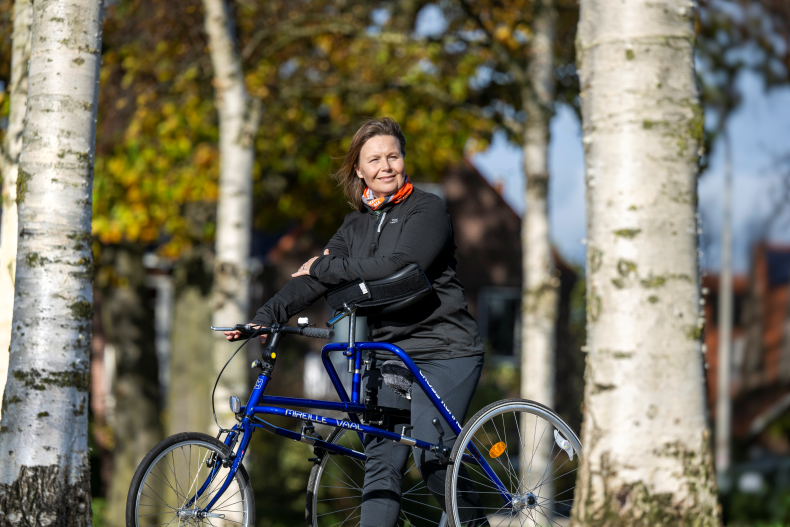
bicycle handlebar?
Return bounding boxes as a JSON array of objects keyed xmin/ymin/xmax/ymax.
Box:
[
  {"xmin": 210, "ymin": 324, "xmax": 334, "ymax": 340},
  {"xmin": 300, "ymin": 326, "xmax": 335, "ymax": 339}
]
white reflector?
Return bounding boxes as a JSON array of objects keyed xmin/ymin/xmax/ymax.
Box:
[{"xmin": 229, "ymin": 396, "xmax": 241, "ymax": 414}]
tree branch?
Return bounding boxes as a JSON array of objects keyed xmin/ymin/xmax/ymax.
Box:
[{"xmin": 455, "ymin": 0, "xmax": 526, "ymax": 85}]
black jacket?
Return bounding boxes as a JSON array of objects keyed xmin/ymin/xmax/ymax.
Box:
[{"xmin": 252, "ymin": 188, "xmax": 485, "ymax": 360}]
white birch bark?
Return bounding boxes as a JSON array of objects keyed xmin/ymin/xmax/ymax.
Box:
[
  {"xmin": 571, "ymin": 0, "xmax": 719, "ymax": 524},
  {"xmin": 202, "ymin": 0, "xmax": 260, "ymax": 426},
  {"xmin": 0, "ymin": 0, "xmax": 33, "ymax": 421},
  {"xmin": 169, "ymin": 248, "xmax": 214, "ymax": 435},
  {"xmin": 0, "ymin": 1, "xmax": 103, "ymax": 523},
  {"xmin": 520, "ymin": 0, "xmax": 558, "ymax": 505}
]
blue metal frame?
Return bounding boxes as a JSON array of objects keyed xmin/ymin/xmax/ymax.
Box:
[{"xmin": 193, "ymin": 340, "xmax": 510, "ymax": 514}]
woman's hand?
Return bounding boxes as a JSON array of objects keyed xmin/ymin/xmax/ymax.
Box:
[
  {"xmin": 292, "ymin": 249, "xmax": 329, "ymax": 278},
  {"xmin": 224, "ymin": 324, "xmax": 268, "ymax": 344}
]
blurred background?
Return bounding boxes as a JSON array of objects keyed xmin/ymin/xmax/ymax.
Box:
[{"xmin": 0, "ymin": 0, "xmax": 789, "ymax": 525}]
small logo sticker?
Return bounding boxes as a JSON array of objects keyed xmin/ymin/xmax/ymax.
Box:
[
  {"xmin": 359, "ymin": 283, "xmax": 369, "ymax": 294},
  {"xmin": 390, "ymin": 218, "xmax": 399, "ymax": 224}
]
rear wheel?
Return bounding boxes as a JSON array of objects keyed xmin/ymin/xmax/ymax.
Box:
[
  {"xmin": 306, "ymin": 426, "xmax": 448, "ymax": 526},
  {"xmin": 126, "ymin": 432, "xmax": 255, "ymax": 527},
  {"xmin": 445, "ymin": 399, "xmax": 581, "ymax": 527}
]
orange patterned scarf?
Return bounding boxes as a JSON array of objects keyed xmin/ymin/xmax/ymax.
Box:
[{"xmin": 362, "ymin": 175, "xmax": 414, "ymax": 211}]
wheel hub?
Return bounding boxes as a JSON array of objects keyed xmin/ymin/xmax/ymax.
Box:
[
  {"xmin": 177, "ymin": 509, "xmax": 226, "ymax": 520},
  {"xmin": 511, "ymin": 492, "xmax": 538, "ymax": 511}
]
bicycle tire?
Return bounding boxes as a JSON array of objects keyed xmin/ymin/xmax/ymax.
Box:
[
  {"xmin": 305, "ymin": 426, "xmax": 448, "ymax": 527},
  {"xmin": 444, "ymin": 399, "xmax": 582, "ymax": 527},
  {"xmin": 125, "ymin": 431, "xmax": 255, "ymax": 527}
]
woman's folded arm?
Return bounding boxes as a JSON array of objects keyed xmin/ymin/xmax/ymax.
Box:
[{"xmin": 310, "ymin": 202, "xmax": 451, "ymax": 285}]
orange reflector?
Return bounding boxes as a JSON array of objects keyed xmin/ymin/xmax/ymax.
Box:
[{"xmin": 489, "ymin": 442, "xmax": 506, "ymax": 458}]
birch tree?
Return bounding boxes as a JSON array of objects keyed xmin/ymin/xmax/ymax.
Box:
[
  {"xmin": 202, "ymin": 0, "xmax": 261, "ymax": 425},
  {"xmin": 0, "ymin": 0, "xmax": 32, "ymax": 420},
  {"xmin": 452, "ymin": 0, "xmax": 566, "ymax": 411},
  {"xmin": 450, "ymin": 2, "xmax": 564, "ymax": 498},
  {"xmin": 571, "ymin": 0, "xmax": 719, "ymax": 523},
  {"xmin": 0, "ymin": 0, "xmax": 103, "ymax": 523},
  {"xmin": 519, "ymin": 0, "xmax": 559, "ymax": 495},
  {"xmin": 169, "ymin": 246, "xmax": 214, "ymax": 435}
]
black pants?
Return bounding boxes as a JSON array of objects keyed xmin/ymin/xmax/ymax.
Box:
[{"xmin": 360, "ymin": 354, "xmax": 487, "ymax": 527}]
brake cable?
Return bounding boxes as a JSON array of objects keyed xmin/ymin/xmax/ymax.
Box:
[{"xmin": 211, "ymin": 330, "xmax": 258, "ymax": 433}]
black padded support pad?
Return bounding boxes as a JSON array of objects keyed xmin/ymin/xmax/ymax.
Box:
[
  {"xmin": 325, "ymin": 264, "xmax": 431, "ymax": 312},
  {"xmin": 325, "ymin": 279, "xmax": 371, "ymax": 310}
]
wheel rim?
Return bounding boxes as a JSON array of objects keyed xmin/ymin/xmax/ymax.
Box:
[
  {"xmin": 310, "ymin": 428, "xmax": 448, "ymax": 526},
  {"xmin": 449, "ymin": 404, "xmax": 581, "ymax": 527},
  {"xmin": 134, "ymin": 439, "xmax": 251, "ymax": 527}
]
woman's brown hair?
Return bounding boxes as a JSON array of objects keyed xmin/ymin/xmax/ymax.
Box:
[{"xmin": 333, "ymin": 117, "xmax": 407, "ymax": 211}]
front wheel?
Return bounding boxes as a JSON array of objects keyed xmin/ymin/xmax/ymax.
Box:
[
  {"xmin": 126, "ymin": 432, "xmax": 256, "ymax": 527},
  {"xmin": 445, "ymin": 399, "xmax": 582, "ymax": 527}
]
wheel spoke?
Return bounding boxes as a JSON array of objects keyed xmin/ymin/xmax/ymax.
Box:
[
  {"xmin": 212, "ymin": 489, "xmax": 243, "ymax": 511},
  {"xmin": 514, "ymin": 412, "xmax": 530, "ymax": 490},
  {"xmin": 400, "ymin": 495, "xmax": 444, "ymax": 511},
  {"xmin": 456, "ymin": 501, "xmax": 510, "ymax": 525},
  {"xmin": 164, "ymin": 450, "xmax": 188, "ymax": 505},
  {"xmin": 211, "ymin": 499, "xmax": 245, "ymax": 510},
  {"xmin": 326, "ymin": 456, "xmax": 363, "ymax": 492},
  {"xmin": 532, "ymin": 441, "xmax": 561, "ymax": 495},
  {"xmin": 455, "ymin": 473, "xmax": 509, "ymax": 492},
  {"xmin": 477, "ymin": 424, "xmax": 519, "ymax": 490},
  {"xmin": 535, "ymin": 503, "xmax": 566, "ymax": 527},
  {"xmin": 533, "ymin": 467, "xmax": 579, "ymax": 496},
  {"xmin": 498, "ymin": 412, "xmax": 523, "ymax": 491},
  {"xmin": 542, "ymin": 484, "xmax": 576, "ymax": 501},
  {"xmin": 318, "ymin": 495, "xmax": 363, "ymax": 502},
  {"xmin": 402, "ymin": 478, "xmax": 430, "ymax": 496},
  {"xmin": 148, "ymin": 467, "xmax": 186, "ymax": 505},
  {"xmin": 316, "ymin": 505, "xmax": 360, "ymax": 518},
  {"xmin": 527, "ymin": 419, "xmax": 549, "ymax": 490},
  {"xmin": 401, "ymin": 508, "xmax": 442, "ymax": 525},
  {"xmin": 321, "ymin": 465, "xmax": 362, "ymax": 492},
  {"xmin": 143, "ymin": 483, "xmax": 178, "ymax": 512},
  {"xmin": 187, "ymin": 447, "xmax": 215, "ymax": 508},
  {"xmin": 472, "ymin": 434, "xmax": 519, "ymax": 489},
  {"xmin": 317, "ymin": 503, "xmax": 364, "ymax": 517},
  {"xmin": 325, "ymin": 512, "xmax": 361, "ymax": 527}
]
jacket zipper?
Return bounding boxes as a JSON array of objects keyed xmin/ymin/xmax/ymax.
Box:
[
  {"xmin": 370, "ymin": 211, "xmax": 388, "ymax": 254},
  {"xmin": 377, "ymin": 212, "xmax": 387, "ymax": 233}
]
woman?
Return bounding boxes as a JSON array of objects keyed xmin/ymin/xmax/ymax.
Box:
[{"xmin": 228, "ymin": 118, "xmax": 485, "ymax": 526}]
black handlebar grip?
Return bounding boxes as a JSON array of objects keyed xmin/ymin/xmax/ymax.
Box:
[{"xmin": 301, "ymin": 327, "xmax": 335, "ymax": 339}]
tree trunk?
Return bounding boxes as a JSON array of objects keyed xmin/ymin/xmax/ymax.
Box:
[
  {"xmin": 168, "ymin": 248, "xmax": 214, "ymax": 435},
  {"xmin": 100, "ymin": 244, "xmax": 163, "ymax": 527},
  {"xmin": 0, "ymin": 1, "xmax": 103, "ymax": 524},
  {"xmin": 0, "ymin": 0, "xmax": 32, "ymax": 421},
  {"xmin": 571, "ymin": 0, "xmax": 719, "ymax": 524},
  {"xmin": 202, "ymin": 0, "xmax": 261, "ymax": 427},
  {"xmin": 520, "ymin": 0, "xmax": 558, "ymax": 501}
]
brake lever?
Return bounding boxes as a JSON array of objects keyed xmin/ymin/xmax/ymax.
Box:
[{"xmin": 326, "ymin": 303, "xmax": 358, "ymax": 327}]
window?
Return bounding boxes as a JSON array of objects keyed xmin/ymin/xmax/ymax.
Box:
[{"xmin": 478, "ymin": 287, "xmax": 521, "ymax": 357}]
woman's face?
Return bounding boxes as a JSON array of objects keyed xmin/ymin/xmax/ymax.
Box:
[{"xmin": 356, "ymin": 135, "xmax": 406, "ymax": 198}]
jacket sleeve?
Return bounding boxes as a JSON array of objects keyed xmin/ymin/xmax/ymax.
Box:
[
  {"xmin": 250, "ymin": 214, "xmax": 357, "ymax": 327},
  {"xmin": 309, "ymin": 198, "xmax": 451, "ymax": 286},
  {"xmin": 250, "ymin": 276, "xmax": 328, "ymax": 327},
  {"xmin": 322, "ymin": 226, "xmax": 350, "ymax": 257}
]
